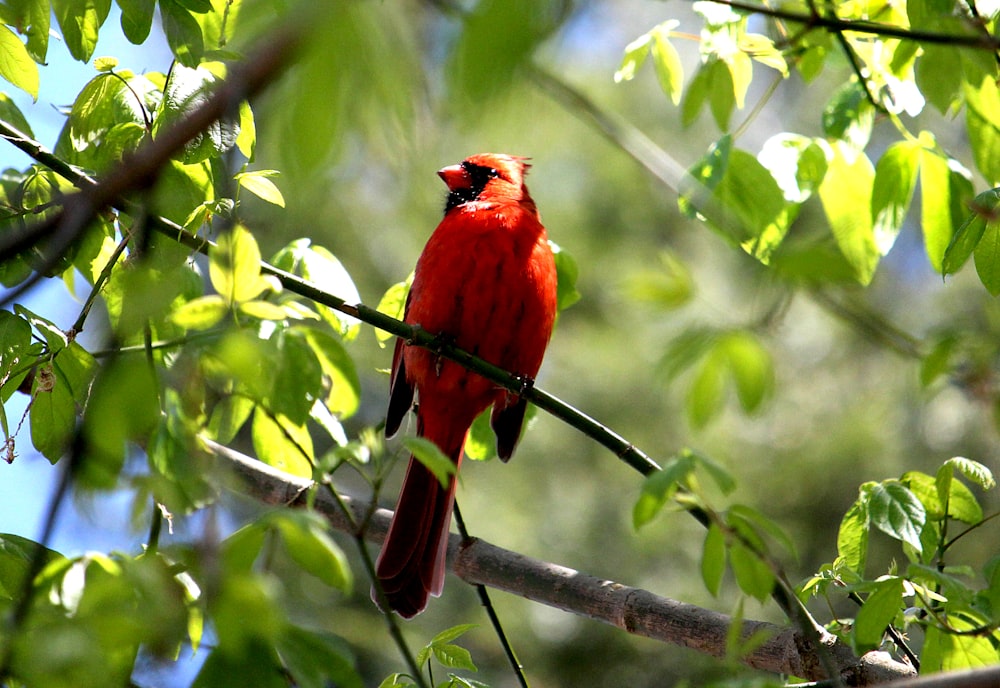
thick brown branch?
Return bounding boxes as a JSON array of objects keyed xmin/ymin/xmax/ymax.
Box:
[{"xmin": 208, "ymin": 439, "xmax": 915, "ymax": 684}]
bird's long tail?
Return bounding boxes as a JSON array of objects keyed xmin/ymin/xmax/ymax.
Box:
[{"xmin": 374, "ymin": 412, "xmax": 465, "ymax": 618}]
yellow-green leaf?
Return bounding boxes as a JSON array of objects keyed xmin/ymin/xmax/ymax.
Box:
[
  {"xmin": 818, "ymin": 141, "xmax": 879, "ymax": 284},
  {"xmin": 0, "ymin": 26, "xmax": 39, "ymax": 100},
  {"xmin": 236, "ymin": 170, "xmax": 285, "ymax": 207},
  {"xmin": 210, "ymin": 224, "xmax": 268, "ymax": 304}
]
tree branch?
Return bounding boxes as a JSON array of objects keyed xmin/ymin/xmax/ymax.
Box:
[
  {"xmin": 207, "ymin": 439, "xmax": 916, "ymax": 684},
  {"xmin": 701, "ymin": 0, "xmax": 1000, "ymax": 50}
]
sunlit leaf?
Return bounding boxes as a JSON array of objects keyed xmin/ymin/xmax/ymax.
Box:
[
  {"xmin": 297, "ymin": 327, "xmax": 360, "ymax": 419},
  {"xmin": 0, "ymin": 26, "xmax": 39, "ymax": 100},
  {"xmin": 252, "ymin": 407, "xmax": 313, "ymax": 478},
  {"xmin": 613, "ymin": 31, "xmax": 652, "ymax": 83},
  {"xmin": 210, "ymin": 224, "xmax": 270, "ymax": 304},
  {"xmin": 837, "ymin": 496, "xmax": 869, "ymax": 576},
  {"xmin": 823, "ymin": 80, "xmax": 874, "ymax": 151},
  {"xmin": 871, "ymin": 140, "xmax": 920, "ymax": 255},
  {"xmin": 650, "ymin": 23, "xmax": 683, "ymax": 105},
  {"xmin": 818, "ymin": 141, "xmax": 879, "ymax": 284},
  {"xmin": 236, "ymin": 170, "xmax": 285, "ymax": 207},
  {"xmin": 160, "ymin": 0, "xmax": 204, "ymax": 67},
  {"xmin": 965, "ymin": 72, "xmax": 1000, "ymax": 185}
]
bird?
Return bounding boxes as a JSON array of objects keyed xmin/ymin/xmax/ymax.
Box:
[{"xmin": 373, "ymin": 153, "xmax": 559, "ymax": 617}]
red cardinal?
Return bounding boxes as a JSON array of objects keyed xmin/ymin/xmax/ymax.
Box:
[{"xmin": 374, "ymin": 153, "xmax": 559, "ymax": 617}]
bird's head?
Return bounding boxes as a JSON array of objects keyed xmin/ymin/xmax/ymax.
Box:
[{"xmin": 438, "ymin": 153, "xmax": 533, "ymax": 212}]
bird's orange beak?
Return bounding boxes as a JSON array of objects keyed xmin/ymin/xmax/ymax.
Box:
[{"xmin": 437, "ymin": 164, "xmax": 470, "ymax": 191}]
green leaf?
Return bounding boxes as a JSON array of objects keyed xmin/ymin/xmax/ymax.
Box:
[
  {"xmin": 52, "ymin": 0, "xmax": 110, "ymax": 63},
  {"xmin": 0, "ymin": 310, "xmax": 33, "ymax": 403},
  {"xmin": 463, "ymin": 408, "xmax": 495, "ymax": 462},
  {"xmin": 271, "ymin": 327, "xmax": 325, "ymax": 425},
  {"xmin": 194, "ymin": 642, "xmax": 286, "ymax": 688},
  {"xmin": 729, "ymin": 541, "xmax": 774, "ymax": 601},
  {"xmin": 270, "ymin": 511, "xmax": 352, "ymax": 591},
  {"xmin": 916, "ymin": 44, "xmax": 962, "ymax": 114},
  {"xmin": 446, "ymin": 0, "xmax": 554, "ymax": 103},
  {"xmin": 3, "ymin": 0, "xmax": 50, "ymax": 62},
  {"xmin": 943, "ymin": 456, "xmax": 995, "ymax": 490},
  {"xmin": 81, "ymin": 356, "xmax": 160, "ymax": 488},
  {"xmin": 871, "ymin": 140, "xmax": 920, "ymax": 256},
  {"xmin": 658, "ymin": 328, "xmax": 719, "ymax": 382},
  {"xmin": 236, "ymin": 99, "xmax": 256, "ymax": 158},
  {"xmin": 549, "ymin": 240, "xmax": 581, "ymax": 311},
  {"xmin": 865, "ymin": 480, "xmax": 926, "ymax": 552},
  {"xmin": 818, "ymin": 141, "xmax": 879, "ymax": 284},
  {"xmin": 758, "ymin": 133, "xmax": 828, "ymax": 203},
  {"xmin": 169, "ymin": 295, "xmax": 228, "ymax": 330},
  {"xmin": 30, "ymin": 344, "xmax": 98, "ymax": 462},
  {"xmin": 151, "ymin": 159, "xmax": 215, "ymax": 226},
  {"xmin": 943, "ymin": 188, "xmax": 1000, "ymax": 276},
  {"xmin": 270, "ymin": 239, "xmax": 362, "ymax": 338},
  {"xmin": 276, "ymin": 627, "xmax": 362, "ymax": 688},
  {"xmin": 613, "ymin": 30, "xmax": 651, "ymax": 83},
  {"xmin": 687, "ymin": 347, "xmax": 726, "ymax": 428},
  {"xmin": 920, "ymin": 145, "xmax": 972, "ymax": 272},
  {"xmin": 728, "ymin": 504, "xmax": 797, "ymax": 559},
  {"xmin": 374, "ymin": 277, "xmax": 411, "ymax": 346},
  {"xmin": 852, "ymin": 577, "xmax": 903, "ymax": 652},
  {"xmin": 0, "ymin": 25, "xmax": 39, "ymax": 100},
  {"xmin": 921, "ymin": 619, "xmax": 999, "ymax": 673},
  {"xmin": 403, "ymin": 437, "xmax": 457, "ymax": 488},
  {"xmin": 740, "ymin": 33, "xmax": 787, "ymax": 76},
  {"xmin": 210, "ymin": 224, "xmax": 270, "ymax": 304},
  {"xmin": 252, "ymin": 408, "xmax": 313, "ymax": 478},
  {"xmin": 207, "ymin": 394, "xmax": 255, "ymax": 444},
  {"xmin": 0, "ymin": 534, "xmax": 63, "ymax": 598},
  {"xmin": 837, "ymin": 496, "xmax": 870, "ymax": 576},
  {"xmin": 823, "ymin": 80, "xmax": 874, "ymax": 151},
  {"xmin": 421, "ymin": 624, "xmax": 478, "ymax": 672},
  {"xmin": 718, "ymin": 331, "xmax": 773, "ymax": 414},
  {"xmin": 160, "ymin": 0, "xmax": 205, "ymax": 67},
  {"xmin": 726, "ymin": 50, "xmax": 752, "ymax": 110},
  {"xmin": 154, "ymin": 64, "xmax": 237, "ymax": 162},
  {"xmin": 701, "ymin": 522, "xmax": 726, "ymax": 597},
  {"xmin": 707, "ymin": 58, "xmax": 735, "ymax": 130},
  {"xmin": 623, "ymin": 250, "xmax": 693, "ymax": 309},
  {"xmin": 118, "ymin": 0, "xmax": 156, "ymax": 44},
  {"xmin": 236, "ymin": 170, "xmax": 285, "ymax": 207},
  {"xmin": 0, "ymin": 92, "xmax": 35, "ymax": 140},
  {"xmin": 650, "ymin": 23, "xmax": 682, "ymax": 105},
  {"xmin": 976, "ymin": 210, "xmax": 1000, "ymax": 295},
  {"xmin": 632, "ymin": 454, "xmax": 696, "ymax": 529},
  {"xmin": 297, "ymin": 328, "xmax": 361, "ymax": 419},
  {"xmin": 965, "ymin": 74, "xmax": 1000, "ymax": 185}
]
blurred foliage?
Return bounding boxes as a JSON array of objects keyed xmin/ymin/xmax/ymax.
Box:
[{"xmin": 1, "ymin": 0, "xmax": 1000, "ymax": 686}]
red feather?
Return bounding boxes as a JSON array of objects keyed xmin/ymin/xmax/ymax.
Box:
[{"xmin": 374, "ymin": 154, "xmax": 558, "ymax": 617}]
